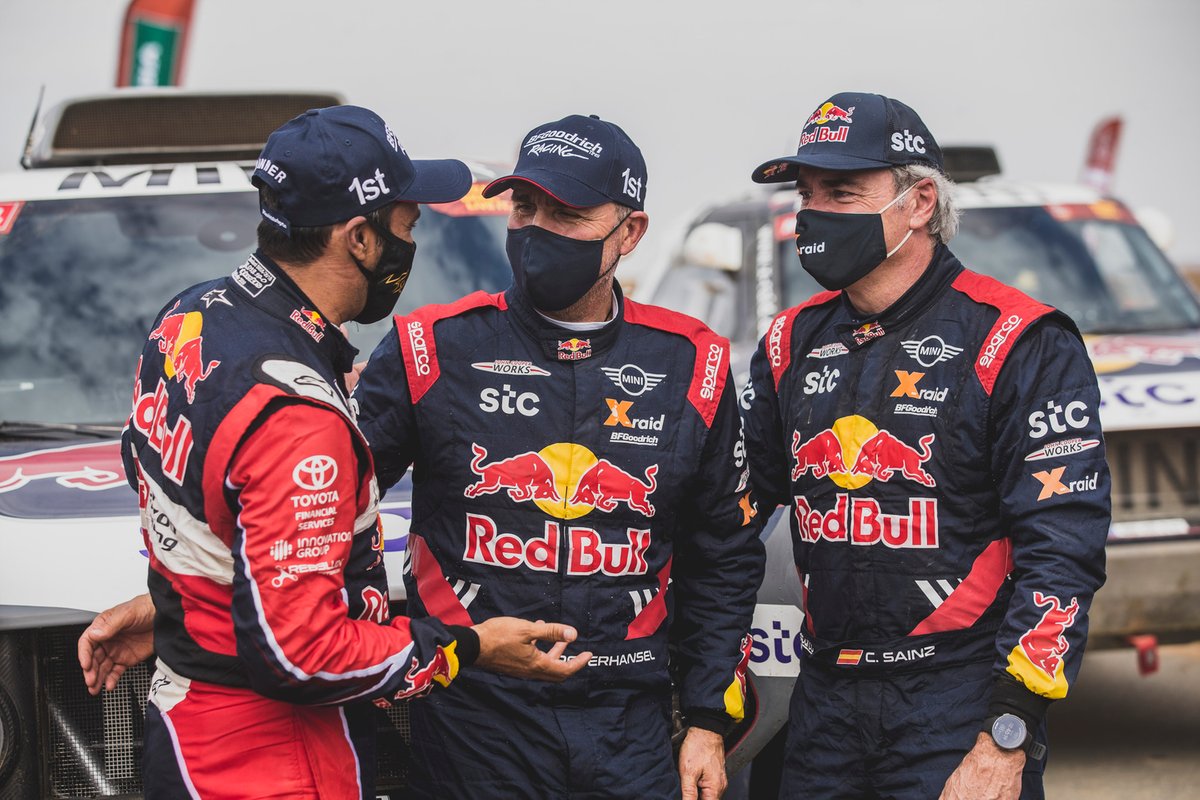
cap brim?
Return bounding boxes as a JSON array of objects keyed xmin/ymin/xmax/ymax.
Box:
[
  {"xmin": 482, "ymin": 170, "xmax": 610, "ymax": 208},
  {"xmin": 398, "ymin": 158, "xmax": 473, "ymax": 203},
  {"xmin": 751, "ymin": 153, "xmax": 895, "ymax": 183}
]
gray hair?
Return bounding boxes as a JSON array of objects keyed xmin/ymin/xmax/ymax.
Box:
[{"xmin": 891, "ymin": 164, "xmax": 960, "ymax": 244}]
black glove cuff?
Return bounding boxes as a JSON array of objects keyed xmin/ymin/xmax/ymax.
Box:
[
  {"xmin": 447, "ymin": 625, "xmax": 480, "ymax": 668},
  {"xmin": 685, "ymin": 709, "xmax": 735, "ymax": 737},
  {"xmin": 986, "ymin": 673, "xmax": 1052, "ymax": 732}
]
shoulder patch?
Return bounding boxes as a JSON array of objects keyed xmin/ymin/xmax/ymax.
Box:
[
  {"xmin": 951, "ymin": 271, "xmax": 1055, "ymax": 395},
  {"xmin": 624, "ymin": 300, "xmax": 729, "ymax": 428},
  {"xmin": 395, "ymin": 292, "xmax": 506, "ymax": 403},
  {"xmin": 767, "ymin": 290, "xmax": 840, "ymax": 389}
]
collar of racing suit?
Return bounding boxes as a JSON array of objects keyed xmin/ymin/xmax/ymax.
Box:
[
  {"xmin": 505, "ymin": 279, "xmax": 626, "ymax": 362},
  {"xmin": 834, "ymin": 243, "xmax": 964, "ymax": 349},
  {"xmin": 237, "ymin": 249, "xmax": 360, "ymax": 382}
]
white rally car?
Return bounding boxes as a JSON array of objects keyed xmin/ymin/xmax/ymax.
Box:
[{"xmin": 0, "ymin": 92, "xmax": 789, "ymax": 799}]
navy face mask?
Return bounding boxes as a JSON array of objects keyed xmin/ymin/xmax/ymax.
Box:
[
  {"xmin": 506, "ymin": 216, "xmax": 627, "ymax": 313},
  {"xmin": 352, "ymin": 218, "xmax": 416, "ymax": 324},
  {"xmin": 794, "ymin": 182, "xmax": 916, "ymax": 291}
]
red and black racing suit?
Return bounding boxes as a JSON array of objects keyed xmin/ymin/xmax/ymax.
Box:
[
  {"xmin": 124, "ymin": 252, "xmax": 477, "ymax": 800},
  {"xmin": 352, "ymin": 282, "xmax": 765, "ymax": 799},
  {"xmin": 744, "ymin": 245, "xmax": 1109, "ymax": 799}
]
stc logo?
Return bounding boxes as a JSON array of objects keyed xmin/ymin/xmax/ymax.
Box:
[
  {"xmin": 479, "ymin": 384, "xmax": 540, "ymax": 417},
  {"xmin": 803, "ymin": 366, "xmax": 840, "ymax": 396},
  {"xmin": 1027, "ymin": 400, "xmax": 1090, "ymax": 439},
  {"xmin": 890, "ymin": 129, "xmax": 926, "ymax": 155}
]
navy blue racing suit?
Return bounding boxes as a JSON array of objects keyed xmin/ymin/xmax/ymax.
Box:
[
  {"xmin": 353, "ymin": 282, "xmax": 765, "ymax": 799},
  {"xmin": 743, "ymin": 245, "xmax": 1109, "ymax": 798}
]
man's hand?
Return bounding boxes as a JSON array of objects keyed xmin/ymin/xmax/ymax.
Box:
[
  {"xmin": 678, "ymin": 727, "xmax": 727, "ymax": 800},
  {"xmin": 78, "ymin": 593, "xmax": 156, "ymax": 696},
  {"xmin": 939, "ymin": 732, "xmax": 1025, "ymax": 800},
  {"xmin": 472, "ymin": 617, "xmax": 592, "ymax": 682}
]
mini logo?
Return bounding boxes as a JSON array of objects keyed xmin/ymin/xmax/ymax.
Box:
[
  {"xmin": 602, "ymin": 364, "xmax": 665, "ymax": 396},
  {"xmin": 293, "ymin": 455, "xmax": 338, "ymax": 491},
  {"xmin": 807, "ymin": 342, "xmax": 849, "ymax": 359},
  {"xmin": 472, "ymin": 360, "xmax": 551, "ymax": 377},
  {"xmin": 558, "ymin": 338, "xmax": 592, "ymax": 361},
  {"xmin": 901, "ymin": 335, "xmax": 962, "ymax": 367},
  {"xmin": 1025, "ymin": 438, "xmax": 1101, "ymax": 462}
]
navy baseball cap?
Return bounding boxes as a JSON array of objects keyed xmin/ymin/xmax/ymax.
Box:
[
  {"xmin": 752, "ymin": 92, "xmax": 943, "ymax": 182},
  {"xmin": 482, "ymin": 114, "xmax": 647, "ymax": 211},
  {"xmin": 252, "ymin": 105, "xmax": 472, "ymax": 234}
]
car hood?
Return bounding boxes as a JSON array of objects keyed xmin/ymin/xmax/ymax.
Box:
[
  {"xmin": 1089, "ymin": 331, "xmax": 1200, "ymax": 432},
  {"xmin": 0, "ymin": 438, "xmax": 412, "ymax": 615}
]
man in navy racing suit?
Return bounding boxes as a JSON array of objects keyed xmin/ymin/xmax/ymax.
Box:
[
  {"xmin": 81, "ymin": 106, "xmax": 587, "ymax": 799},
  {"xmin": 351, "ymin": 114, "xmax": 766, "ymax": 800},
  {"xmin": 743, "ymin": 93, "xmax": 1109, "ymax": 799}
]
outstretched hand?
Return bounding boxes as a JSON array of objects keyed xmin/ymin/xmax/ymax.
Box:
[
  {"xmin": 472, "ymin": 617, "xmax": 592, "ymax": 682},
  {"xmin": 78, "ymin": 593, "xmax": 156, "ymax": 695}
]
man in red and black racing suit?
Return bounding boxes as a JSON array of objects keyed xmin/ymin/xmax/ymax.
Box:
[
  {"xmin": 352, "ymin": 114, "xmax": 766, "ymax": 800},
  {"xmin": 744, "ymin": 92, "xmax": 1109, "ymax": 799},
  {"xmin": 122, "ymin": 106, "xmax": 582, "ymax": 800}
]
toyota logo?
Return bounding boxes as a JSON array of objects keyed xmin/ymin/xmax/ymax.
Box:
[{"xmin": 292, "ymin": 455, "xmax": 338, "ymax": 491}]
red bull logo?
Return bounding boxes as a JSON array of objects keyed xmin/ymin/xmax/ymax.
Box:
[
  {"xmin": 393, "ymin": 646, "xmax": 455, "ymax": 700},
  {"xmin": 131, "ymin": 375, "xmax": 195, "ymax": 485},
  {"xmin": 794, "ymin": 494, "xmax": 939, "ymax": 548},
  {"xmin": 557, "ymin": 338, "xmax": 592, "ymax": 361},
  {"xmin": 148, "ymin": 301, "xmax": 221, "ymax": 403},
  {"xmin": 465, "ymin": 443, "xmax": 562, "ymax": 503},
  {"xmin": 464, "ymin": 512, "xmax": 650, "ymax": 576},
  {"xmin": 805, "ymin": 102, "xmax": 856, "ymax": 128},
  {"xmin": 1018, "ymin": 592, "xmax": 1079, "ymax": 681},
  {"xmin": 0, "ymin": 441, "xmax": 125, "ymax": 494},
  {"xmin": 799, "ymin": 103, "xmax": 856, "ymax": 147},
  {"xmin": 570, "ymin": 459, "xmax": 658, "ymax": 516},
  {"xmin": 791, "ymin": 416, "xmax": 937, "ymax": 489},
  {"xmin": 290, "ymin": 307, "xmax": 326, "ymax": 342}
]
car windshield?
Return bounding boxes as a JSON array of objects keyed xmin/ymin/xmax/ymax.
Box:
[
  {"xmin": 779, "ymin": 205, "xmax": 1200, "ymax": 334},
  {"xmin": 0, "ymin": 192, "xmax": 511, "ymax": 425}
]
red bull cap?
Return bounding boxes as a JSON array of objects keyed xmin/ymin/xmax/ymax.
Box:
[{"xmin": 751, "ymin": 92, "xmax": 944, "ymax": 181}]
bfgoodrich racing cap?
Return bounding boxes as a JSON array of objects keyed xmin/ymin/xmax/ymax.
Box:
[
  {"xmin": 252, "ymin": 105, "xmax": 472, "ymax": 234},
  {"xmin": 752, "ymin": 92, "xmax": 943, "ymax": 182},
  {"xmin": 483, "ymin": 114, "xmax": 648, "ymax": 211}
]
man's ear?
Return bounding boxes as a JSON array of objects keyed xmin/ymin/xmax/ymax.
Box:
[
  {"xmin": 341, "ymin": 216, "xmax": 372, "ymax": 260},
  {"xmin": 619, "ymin": 211, "xmax": 650, "ymax": 257}
]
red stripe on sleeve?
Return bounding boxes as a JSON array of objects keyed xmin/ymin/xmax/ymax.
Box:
[
  {"xmin": 908, "ymin": 538, "xmax": 1013, "ymax": 636},
  {"xmin": 409, "ymin": 534, "xmax": 474, "ymax": 627},
  {"xmin": 626, "ymin": 556, "xmax": 673, "ymax": 640}
]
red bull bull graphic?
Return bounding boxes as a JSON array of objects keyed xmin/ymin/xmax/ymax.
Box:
[
  {"xmin": 570, "ymin": 459, "xmax": 658, "ymax": 516},
  {"xmin": 0, "ymin": 441, "xmax": 126, "ymax": 494},
  {"xmin": 1008, "ymin": 592, "xmax": 1079, "ymax": 698},
  {"xmin": 392, "ymin": 644, "xmax": 457, "ymax": 700},
  {"xmin": 799, "ymin": 103, "xmax": 856, "ymax": 147},
  {"xmin": 791, "ymin": 416, "xmax": 937, "ymax": 489},
  {"xmin": 465, "ymin": 444, "xmax": 562, "ymax": 503},
  {"xmin": 463, "ymin": 513, "xmax": 650, "ymax": 576},
  {"xmin": 794, "ymin": 494, "xmax": 938, "ymax": 548},
  {"xmin": 722, "ymin": 633, "xmax": 754, "ymax": 722},
  {"xmin": 149, "ymin": 301, "xmax": 221, "ymax": 403}
]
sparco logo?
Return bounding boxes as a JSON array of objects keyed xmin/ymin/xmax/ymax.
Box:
[
  {"xmin": 408, "ymin": 321, "xmax": 431, "ymax": 375},
  {"xmin": 700, "ymin": 343, "xmax": 723, "ymax": 400},
  {"xmin": 768, "ymin": 315, "xmax": 787, "ymax": 368},
  {"xmin": 293, "ymin": 455, "xmax": 337, "ymax": 491},
  {"xmin": 979, "ymin": 315, "xmax": 1022, "ymax": 368}
]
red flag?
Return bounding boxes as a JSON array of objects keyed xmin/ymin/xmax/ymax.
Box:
[
  {"xmin": 115, "ymin": 0, "xmax": 196, "ymax": 87},
  {"xmin": 1080, "ymin": 116, "xmax": 1123, "ymax": 195}
]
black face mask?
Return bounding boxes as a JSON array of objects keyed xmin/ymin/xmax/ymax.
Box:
[
  {"xmin": 506, "ymin": 216, "xmax": 627, "ymax": 313},
  {"xmin": 352, "ymin": 218, "xmax": 416, "ymax": 324},
  {"xmin": 794, "ymin": 183, "xmax": 916, "ymax": 291}
]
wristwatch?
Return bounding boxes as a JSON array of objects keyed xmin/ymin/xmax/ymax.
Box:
[{"xmin": 984, "ymin": 713, "xmax": 1046, "ymax": 761}]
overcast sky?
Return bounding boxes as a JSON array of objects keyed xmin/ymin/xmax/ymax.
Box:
[{"xmin": 3, "ymin": 0, "xmax": 1198, "ymax": 272}]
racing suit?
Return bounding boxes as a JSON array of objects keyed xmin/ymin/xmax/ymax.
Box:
[
  {"xmin": 744, "ymin": 245, "xmax": 1109, "ymax": 798},
  {"xmin": 124, "ymin": 251, "xmax": 477, "ymax": 800},
  {"xmin": 352, "ymin": 282, "xmax": 765, "ymax": 799}
]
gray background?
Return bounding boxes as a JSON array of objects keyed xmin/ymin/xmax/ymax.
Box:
[{"xmin": 2, "ymin": 0, "xmax": 1197, "ymax": 272}]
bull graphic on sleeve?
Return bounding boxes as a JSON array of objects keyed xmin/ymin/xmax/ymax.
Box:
[{"xmin": 1019, "ymin": 592, "xmax": 1080, "ymax": 680}]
